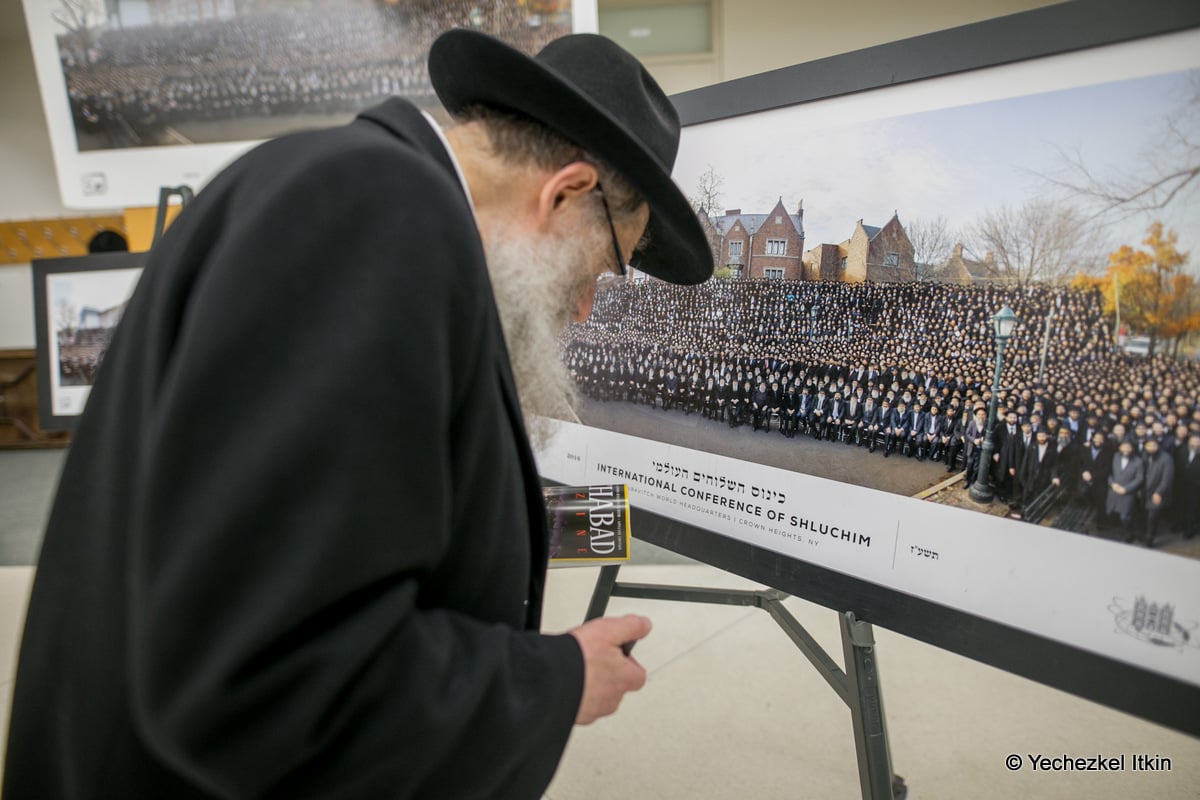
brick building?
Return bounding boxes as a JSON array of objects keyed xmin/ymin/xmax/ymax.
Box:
[
  {"xmin": 802, "ymin": 213, "xmax": 916, "ymax": 283},
  {"xmin": 931, "ymin": 242, "xmax": 998, "ymax": 283},
  {"xmin": 698, "ymin": 199, "xmax": 806, "ymax": 279}
]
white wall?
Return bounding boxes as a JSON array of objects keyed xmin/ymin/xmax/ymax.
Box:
[
  {"xmin": 1, "ymin": 36, "xmax": 77, "ymax": 222},
  {"xmin": 0, "ymin": 265, "xmax": 35, "ymax": 349},
  {"xmin": 1, "ymin": 31, "xmax": 116, "ymax": 349},
  {"xmin": 0, "ymin": 34, "xmax": 62, "ymax": 349},
  {"xmin": 717, "ymin": 0, "xmax": 1057, "ymax": 86},
  {"xmin": 638, "ymin": 0, "xmax": 1059, "ymax": 95}
]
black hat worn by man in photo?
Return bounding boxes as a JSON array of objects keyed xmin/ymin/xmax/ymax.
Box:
[{"xmin": 3, "ymin": 31, "xmax": 709, "ymax": 800}]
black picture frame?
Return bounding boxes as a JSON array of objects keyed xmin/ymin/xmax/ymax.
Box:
[
  {"xmin": 672, "ymin": 0, "xmax": 1200, "ymax": 126},
  {"xmin": 32, "ymin": 251, "xmax": 148, "ymax": 432},
  {"xmin": 613, "ymin": 0, "xmax": 1200, "ymax": 737}
]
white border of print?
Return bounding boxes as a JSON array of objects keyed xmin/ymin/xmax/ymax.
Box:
[
  {"xmin": 536, "ymin": 419, "xmax": 1200, "ymax": 688},
  {"xmin": 20, "ymin": 0, "xmax": 598, "ymax": 210}
]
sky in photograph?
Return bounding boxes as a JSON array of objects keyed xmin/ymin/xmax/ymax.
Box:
[
  {"xmin": 675, "ymin": 63, "xmax": 1200, "ymax": 270},
  {"xmin": 48, "ymin": 267, "xmax": 142, "ymax": 323}
]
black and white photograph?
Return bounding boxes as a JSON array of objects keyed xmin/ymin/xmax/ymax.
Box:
[
  {"xmin": 32, "ymin": 251, "xmax": 147, "ymax": 429},
  {"xmin": 22, "ymin": 0, "xmax": 596, "ymax": 207},
  {"xmin": 52, "ymin": 0, "xmax": 577, "ymax": 151}
]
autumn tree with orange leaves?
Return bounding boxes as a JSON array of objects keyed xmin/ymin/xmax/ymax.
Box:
[{"xmin": 1073, "ymin": 222, "xmax": 1200, "ymax": 357}]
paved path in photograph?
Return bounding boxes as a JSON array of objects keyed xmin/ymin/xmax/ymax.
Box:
[{"xmin": 575, "ymin": 397, "xmax": 952, "ymax": 498}]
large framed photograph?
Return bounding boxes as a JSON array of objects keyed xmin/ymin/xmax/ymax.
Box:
[
  {"xmin": 32, "ymin": 251, "xmax": 148, "ymax": 431},
  {"xmin": 21, "ymin": 0, "xmax": 598, "ymax": 209},
  {"xmin": 537, "ymin": 1, "xmax": 1200, "ymax": 733}
]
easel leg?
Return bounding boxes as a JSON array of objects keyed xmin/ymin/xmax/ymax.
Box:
[
  {"xmin": 582, "ymin": 570, "xmax": 906, "ymax": 799},
  {"xmin": 151, "ymin": 185, "xmax": 194, "ymax": 247},
  {"xmin": 842, "ymin": 612, "xmax": 900, "ymax": 800},
  {"xmin": 585, "ymin": 564, "xmax": 621, "ymax": 620}
]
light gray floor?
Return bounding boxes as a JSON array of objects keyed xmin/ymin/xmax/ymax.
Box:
[
  {"xmin": 541, "ymin": 564, "xmax": 1200, "ymax": 799},
  {"xmin": 2, "ymin": 562, "xmax": 1198, "ymax": 797},
  {"xmin": 3, "ymin": 449, "xmax": 1198, "ymax": 798},
  {"xmin": 0, "ymin": 449, "xmax": 63, "ymax": 566}
]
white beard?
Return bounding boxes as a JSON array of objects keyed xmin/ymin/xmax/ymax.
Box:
[{"xmin": 483, "ymin": 223, "xmax": 604, "ymax": 450}]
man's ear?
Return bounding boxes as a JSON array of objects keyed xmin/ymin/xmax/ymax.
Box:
[{"xmin": 536, "ymin": 161, "xmax": 599, "ymax": 226}]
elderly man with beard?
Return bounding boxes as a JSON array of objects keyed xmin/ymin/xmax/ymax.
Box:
[
  {"xmin": 1175, "ymin": 432, "xmax": 1200, "ymax": 539},
  {"xmin": 1078, "ymin": 429, "xmax": 1113, "ymax": 523},
  {"xmin": 1140, "ymin": 437, "xmax": 1175, "ymax": 547},
  {"xmin": 1107, "ymin": 439, "xmax": 1145, "ymax": 542},
  {"xmin": 4, "ymin": 31, "xmax": 712, "ymax": 800}
]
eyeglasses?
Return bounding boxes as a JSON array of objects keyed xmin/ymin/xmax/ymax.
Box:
[{"xmin": 595, "ymin": 183, "xmax": 627, "ymax": 278}]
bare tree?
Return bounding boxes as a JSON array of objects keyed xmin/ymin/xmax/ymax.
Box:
[
  {"xmin": 53, "ymin": 0, "xmax": 100, "ymax": 64},
  {"xmin": 967, "ymin": 199, "xmax": 1100, "ymax": 286},
  {"xmin": 905, "ymin": 215, "xmax": 955, "ymax": 280},
  {"xmin": 690, "ymin": 165, "xmax": 725, "ymax": 272},
  {"xmin": 1045, "ymin": 70, "xmax": 1200, "ymax": 219},
  {"xmin": 689, "ymin": 164, "xmax": 723, "ymax": 215},
  {"xmin": 54, "ymin": 298, "xmax": 77, "ymax": 344}
]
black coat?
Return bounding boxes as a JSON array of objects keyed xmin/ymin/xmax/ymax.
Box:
[
  {"xmin": 1078, "ymin": 442, "xmax": 1113, "ymax": 501},
  {"xmin": 1020, "ymin": 441, "xmax": 1058, "ymax": 497},
  {"xmin": 1177, "ymin": 447, "xmax": 1200, "ymax": 494},
  {"xmin": 860, "ymin": 403, "xmax": 881, "ymax": 428},
  {"xmin": 1144, "ymin": 451, "xmax": 1175, "ymax": 508},
  {"xmin": 3, "ymin": 100, "xmax": 581, "ymax": 799},
  {"xmin": 918, "ymin": 412, "xmax": 945, "ymax": 441},
  {"xmin": 997, "ymin": 429, "xmax": 1028, "ymax": 479},
  {"xmin": 842, "ymin": 399, "xmax": 863, "ymax": 426}
]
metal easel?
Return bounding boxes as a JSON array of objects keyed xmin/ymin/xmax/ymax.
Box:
[
  {"xmin": 151, "ymin": 185, "xmax": 194, "ymax": 246},
  {"xmin": 586, "ymin": 564, "xmax": 906, "ymax": 800}
]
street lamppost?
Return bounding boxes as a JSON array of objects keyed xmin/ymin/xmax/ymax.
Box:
[{"xmin": 969, "ymin": 305, "xmax": 1019, "ymax": 504}]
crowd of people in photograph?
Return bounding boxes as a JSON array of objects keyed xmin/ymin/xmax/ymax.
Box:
[
  {"xmin": 564, "ymin": 278, "xmax": 1200, "ymax": 546},
  {"xmin": 56, "ymin": 326, "xmax": 114, "ymax": 387},
  {"xmin": 60, "ymin": 1, "xmax": 567, "ymax": 144}
]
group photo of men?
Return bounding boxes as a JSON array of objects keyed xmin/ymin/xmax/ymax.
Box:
[
  {"xmin": 53, "ymin": 0, "xmax": 570, "ymax": 149},
  {"xmin": 562, "ymin": 278, "xmax": 1200, "ymax": 550}
]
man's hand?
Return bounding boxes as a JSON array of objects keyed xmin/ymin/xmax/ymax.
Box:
[{"xmin": 569, "ymin": 614, "xmax": 651, "ymax": 725}]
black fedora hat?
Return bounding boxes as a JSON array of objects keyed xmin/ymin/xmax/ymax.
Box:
[{"xmin": 428, "ymin": 29, "xmax": 712, "ymax": 286}]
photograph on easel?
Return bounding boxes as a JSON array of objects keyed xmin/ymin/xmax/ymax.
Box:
[
  {"xmin": 535, "ymin": 21, "xmax": 1200, "ymax": 695},
  {"xmin": 566, "ymin": 45, "xmax": 1200, "ymax": 553}
]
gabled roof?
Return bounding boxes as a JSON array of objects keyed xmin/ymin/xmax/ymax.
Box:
[
  {"xmin": 944, "ymin": 244, "xmax": 996, "ymax": 281},
  {"xmin": 960, "ymin": 258, "xmax": 994, "ymax": 280},
  {"xmin": 705, "ymin": 211, "xmax": 804, "ymax": 237},
  {"xmin": 862, "ymin": 224, "xmax": 882, "ymax": 240},
  {"xmin": 80, "ymin": 303, "xmax": 126, "ymax": 317}
]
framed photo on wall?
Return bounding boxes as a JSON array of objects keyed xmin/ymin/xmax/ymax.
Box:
[
  {"xmin": 32, "ymin": 251, "xmax": 147, "ymax": 431},
  {"xmin": 20, "ymin": 0, "xmax": 598, "ymax": 210}
]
